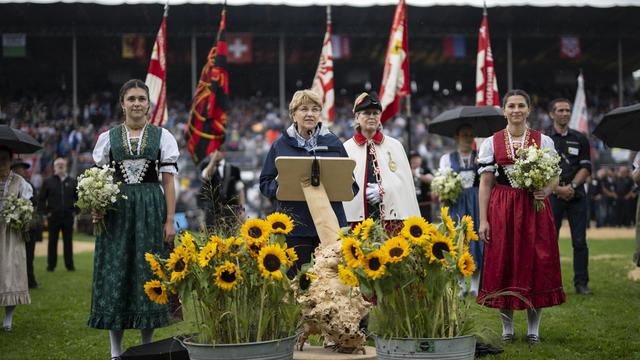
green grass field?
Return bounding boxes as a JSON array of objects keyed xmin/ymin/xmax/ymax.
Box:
[{"xmin": 1, "ymin": 236, "xmax": 639, "ymax": 360}]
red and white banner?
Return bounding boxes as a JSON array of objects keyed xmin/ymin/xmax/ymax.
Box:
[
  {"xmin": 311, "ymin": 6, "xmax": 335, "ymax": 123},
  {"xmin": 475, "ymin": 11, "xmax": 499, "ymax": 107},
  {"xmin": 379, "ymin": 0, "xmax": 409, "ymax": 124},
  {"xmin": 145, "ymin": 6, "xmax": 168, "ymax": 127},
  {"xmin": 569, "ymin": 73, "xmax": 589, "ymax": 134},
  {"xmin": 560, "ymin": 36, "xmax": 581, "ymax": 59},
  {"xmin": 227, "ymin": 33, "xmax": 253, "ymax": 64}
]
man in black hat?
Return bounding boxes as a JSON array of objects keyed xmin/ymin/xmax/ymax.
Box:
[{"xmin": 11, "ymin": 160, "xmax": 41, "ymax": 288}]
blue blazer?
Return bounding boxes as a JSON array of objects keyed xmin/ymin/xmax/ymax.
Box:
[{"xmin": 259, "ymin": 126, "xmax": 358, "ymax": 238}]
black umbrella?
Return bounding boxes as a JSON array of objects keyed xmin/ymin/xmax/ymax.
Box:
[
  {"xmin": 0, "ymin": 125, "xmax": 42, "ymax": 154},
  {"xmin": 592, "ymin": 103, "xmax": 640, "ymax": 151},
  {"xmin": 428, "ymin": 106, "xmax": 505, "ymax": 138}
]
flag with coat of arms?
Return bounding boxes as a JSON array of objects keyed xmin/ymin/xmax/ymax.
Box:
[
  {"xmin": 379, "ymin": 0, "xmax": 409, "ymax": 124},
  {"xmin": 311, "ymin": 6, "xmax": 335, "ymax": 123},
  {"xmin": 475, "ymin": 7, "xmax": 499, "ymax": 107},
  {"xmin": 145, "ymin": 4, "xmax": 168, "ymax": 127}
]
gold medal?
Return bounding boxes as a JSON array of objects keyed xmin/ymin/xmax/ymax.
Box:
[{"xmin": 387, "ymin": 151, "xmax": 397, "ymax": 172}]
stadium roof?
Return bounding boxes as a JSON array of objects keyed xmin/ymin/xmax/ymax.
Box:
[{"xmin": 0, "ymin": 0, "xmax": 638, "ymax": 7}]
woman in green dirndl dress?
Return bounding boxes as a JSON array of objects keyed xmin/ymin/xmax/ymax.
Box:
[{"xmin": 89, "ymin": 79, "xmax": 179, "ymax": 358}]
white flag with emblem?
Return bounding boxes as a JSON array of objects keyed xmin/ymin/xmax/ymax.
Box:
[
  {"xmin": 569, "ymin": 73, "xmax": 589, "ymax": 134},
  {"xmin": 311, "ymin": 6, "xmax": 334, "ymax": 123}
]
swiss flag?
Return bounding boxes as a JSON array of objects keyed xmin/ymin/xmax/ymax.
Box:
[{"xmin": 227, "ymin": 33, "xmax": 252, "ymax": 64}]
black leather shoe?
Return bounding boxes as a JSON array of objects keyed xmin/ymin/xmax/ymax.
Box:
[
  {"xmin": 501, "ymin": 333, "xmax": 515, "ymax": 344},
  {"xmin": 527, "ymin": 334, "xmax": 540, "ymax": 345},
  {"xmin": 575, "ymin": 285, "xmax": 593, "ymax": 295}
]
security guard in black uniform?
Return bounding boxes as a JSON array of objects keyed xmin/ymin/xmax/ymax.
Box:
[{"xmin": 546, "ymin": 98, "xmax": 593, "ymax": 295}]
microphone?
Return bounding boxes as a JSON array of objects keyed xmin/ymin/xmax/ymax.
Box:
[{"xmin": 308, "ymin": 128, "xmax": 320, "ymax": 187}]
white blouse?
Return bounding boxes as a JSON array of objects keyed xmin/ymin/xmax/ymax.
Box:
[
  {"xmin": 93, "ymin": 127, "xmax": 180, "ymax": 174},
  {"xmin": 477, "ymin": 133, "xmax": 556, "ymax": 175}
]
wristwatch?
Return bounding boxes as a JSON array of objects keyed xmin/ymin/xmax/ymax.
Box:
[{"xmin": 570, "ymin": 182, "xmax": 578, "ymax": 189}]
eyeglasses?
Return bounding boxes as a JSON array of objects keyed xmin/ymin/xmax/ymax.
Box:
[{"xmin": 297, "ymin": 106, "xmax": 322, "ymax": 114}]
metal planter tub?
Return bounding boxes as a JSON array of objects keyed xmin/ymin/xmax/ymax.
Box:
[
  {"xmin": 375, "ymin": 335, "xmax": 476, "ymax": 360},
  {"xmin": 181, "ymin": 333, "xmax": 299, "ymax": 360}
]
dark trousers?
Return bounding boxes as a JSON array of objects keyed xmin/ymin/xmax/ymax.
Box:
[
  {"xmin": 285, "ymin": 236, "xmax": 320, "ymax": 278},
  {"xmin": 25, "ymin": 239, "xmax": 37, "ymax": 286},
  {"xmin": 47, "ymin": 215, "xmax": 75, "ymax": 270},
  {"xmin": 551, "ymin": 194, "xmax": 589, "ymax": 287}
]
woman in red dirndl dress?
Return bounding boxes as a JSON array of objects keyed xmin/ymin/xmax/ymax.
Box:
[{"xmin": 476, "ymin": 90, "xmax": 566, "ymax": 345}]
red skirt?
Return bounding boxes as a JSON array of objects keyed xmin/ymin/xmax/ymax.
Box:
[{"xmin": 476, "ymin": 184, "xmax": 566, "ymax": 310}]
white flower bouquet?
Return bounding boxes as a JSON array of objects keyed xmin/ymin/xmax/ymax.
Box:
[
  {"xmin": 431, "ymin": 168, "xmax": 464, "ymax": 204},
  {"xmin": 76, "ymin": 166, "xmax": 126, "ymax": 234},
  {"xmin": 509, "ymin": 146, "xmax": 561, "ymax": 211},
  {"xmin": 0, "ymin": 194, "xmax": 34, "ymax": 239}
]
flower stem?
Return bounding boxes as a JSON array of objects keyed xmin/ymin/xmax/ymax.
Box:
[{"xmin": 256, "ymin": 281, "xmax": 267, "ymax": 342}]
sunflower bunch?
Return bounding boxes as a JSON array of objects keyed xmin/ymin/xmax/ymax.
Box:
[
  {"xmin": 143, "ymin": 212, "xmax": 309, "ymax": 345},
  {"xmin": 337, "ymin": 209, "xmax": 479, "ymax": 339}
]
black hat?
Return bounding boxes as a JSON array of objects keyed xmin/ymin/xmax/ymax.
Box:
[
  {"xmin": 11, "ymin": 160, "xmax": 30, "ymax": 170},
  {"xmin": 353, "ymin": 92, "xmax": 382, "ymax": 113}
]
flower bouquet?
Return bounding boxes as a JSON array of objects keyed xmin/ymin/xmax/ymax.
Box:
[
  {"xmin": 509, "ymin": 146, "xmax": 561, "ymax": 211},
  {"xmin": 75, "ymin": 165, "xmax": 125, "ymax": 235},
  {"xmin": 337, "ymin": 208, "xmax": 479, "ymax": 340},
  {"xmin": 144, "ymin": 213, "xmax": 306, "ymax": 346},
  {"xmin": 431, "ymin": 168, "xmax": 464, "ymax": 204},
  {"xmin": 0, "ymin": 194, "xmax": 34, "ymax": 240}
]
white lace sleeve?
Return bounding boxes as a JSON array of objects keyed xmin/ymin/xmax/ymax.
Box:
[
  {"xmin": 633, "ymin": 152, "xmax": 640, "ymax": 178},
  {"xmin": 438, "ymin": 153, "xmax": 451, "ymax": 171},
  {"xmin": 92, "ymin": 131, "xmax": 111, "ymax": 166},
  {"xmin": 477, "ymin": 136, "xmax": 495, "ymax": 174},
  {"xmin": 159, "ymin": 128, "xmax": 179, "ymax": 174},
  {"xmin": 541, "ymin": 134, "xmax": 557, "ymax": 155}
]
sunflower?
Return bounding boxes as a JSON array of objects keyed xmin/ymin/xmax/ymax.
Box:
[
  {"xmin": 240, "ymin": 218, "xmax": 271, "ymax": 244},
  {"xmin": 458, "ymin": 252, "xmax": 476, "ymax": 277},
  {"xmin": 166, "ymin": 246, "xmax": 191, "ymax": 282},
  {"xmin": 247, "ymin": 237, "xmax": 267, "ymax": 259},
  {"xmin": 338, "ymin": 264, "xmax": 359, "ymax": 287},
  {"xmin": 426, "ymin": 232, "xmax": 457, "ymax": 264},
  {"xmin": 198, "ymin": 239, "xmax": 218, "ymax": 268},
  {"xmin": 180, "ymin": 231, "xmax": 198, "ymax": 261},
  {"xmin": 298, "ymin": 272, "xmax": 317, "ymax": 291},
  {"xmin": 352, "ymin": 218, "xmax": 374, "ymax": 240},
  {"xmin": 284, "ymin": 246, "xmax": 299, "ymax": 267},
  {"xmin": 381, "ymin": 236, "xmax": 410, "ymax": 263},
  {"xmin": 258, "ymin": 244, "xmax": 288, "ymax": 280},
  {"xmin": 143, "ymin": 279, "xmax": 169, "ymax": 304},
  {"xmin": 440, "ymin": 207, "xmax": 456, "ymax": 238},
  {"xmin": 144, "ymin": 252, "xmax": 166, "ymax": 279},
  {"xmin": 214, "ymin": 261, "xmax": 241, "ymax": 291},
  {"xmin": 461, "ymin": 215, "xmax": 479, "ymax": 242},
  {"xmin": 361, "ymin": 250, "xmax": 389, "ymax": 280},
  {"xmin": 223, "ymin": 236, "xmax": 244, "ymax": 257},
  {"xmin": 401, "ymin": 216, "xmax": 434, "ymax": 245},
  {"xmin": 266, "ymin": 212, "xmax": 294, "ymax": 235},
  {"xmin": 341, "ymin": 237, "xmax": 364, "ymax": 268}
]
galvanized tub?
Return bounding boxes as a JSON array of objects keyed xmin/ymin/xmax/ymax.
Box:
[
  {"xmin": 181, "ymin": 333, "xmax": 299, "ymax": 360},
  {"xmin": 375, "ymin": 335, "xmax": 476, "ymax": 360}
]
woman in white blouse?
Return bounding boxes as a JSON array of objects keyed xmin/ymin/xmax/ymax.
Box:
[
  {"xmin": 88, "ymin": 79, "xmax": 179, "ymax": 358},
  {"xmin": 475, "ymin": 89, "xmax": 565, "ymax": 345}
]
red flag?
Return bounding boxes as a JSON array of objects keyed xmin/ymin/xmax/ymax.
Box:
[
  {"xmin": 227, "ymin": 33, "xmax": 253, "ymax": 64},
  {"xmin": 186, "ymin": 9, "xmax": 229, "ymax": 164},
  {"xmin": 311, "ymin": 6, "xmax": 335, "ymax": 123},
  {"xmin": 145, "ymin": 5, "xmax": 168, "ymax": 127},
  {"xmin": 475, "ymin": 9, "xmax": 499, "ymax": 107},
  {"xmin": 379, "ymin": 0, "xmax": 409, "ymax": 124}
]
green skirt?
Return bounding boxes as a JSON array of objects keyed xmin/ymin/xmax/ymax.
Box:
[{"xmin": 88, "ymin": 183, "xmax": 172, "ymax": 330}]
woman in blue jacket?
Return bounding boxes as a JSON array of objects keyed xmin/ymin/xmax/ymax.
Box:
[{"xmin": 260, "ymin": 89, "xmax": 355, "ymax": 275}]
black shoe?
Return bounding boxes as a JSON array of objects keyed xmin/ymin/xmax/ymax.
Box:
[
  {"xmin": 46, "ymin": 267, "xmax": 54, "ymax": 272},
  {"xmin": 526, "ymin": 334, "xmax": 540, "ymax": 345},
  {"xmin": 475, "ymin": 342, "xmax": 504, "ymax": 357},
  {"xmin": 575, "ymin": 285, "xmax": 592, "ymax": 295},
  {"xmin": 67, "ymin": 267, "xmax": 76, "ymax": 272},
  {"xmin": 501, "ymin": 333, "xmax": 515, "ymax": 344},
  {"xmin": 28, "ymin": 281, "xmax": 39, "ymax": 289}
]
